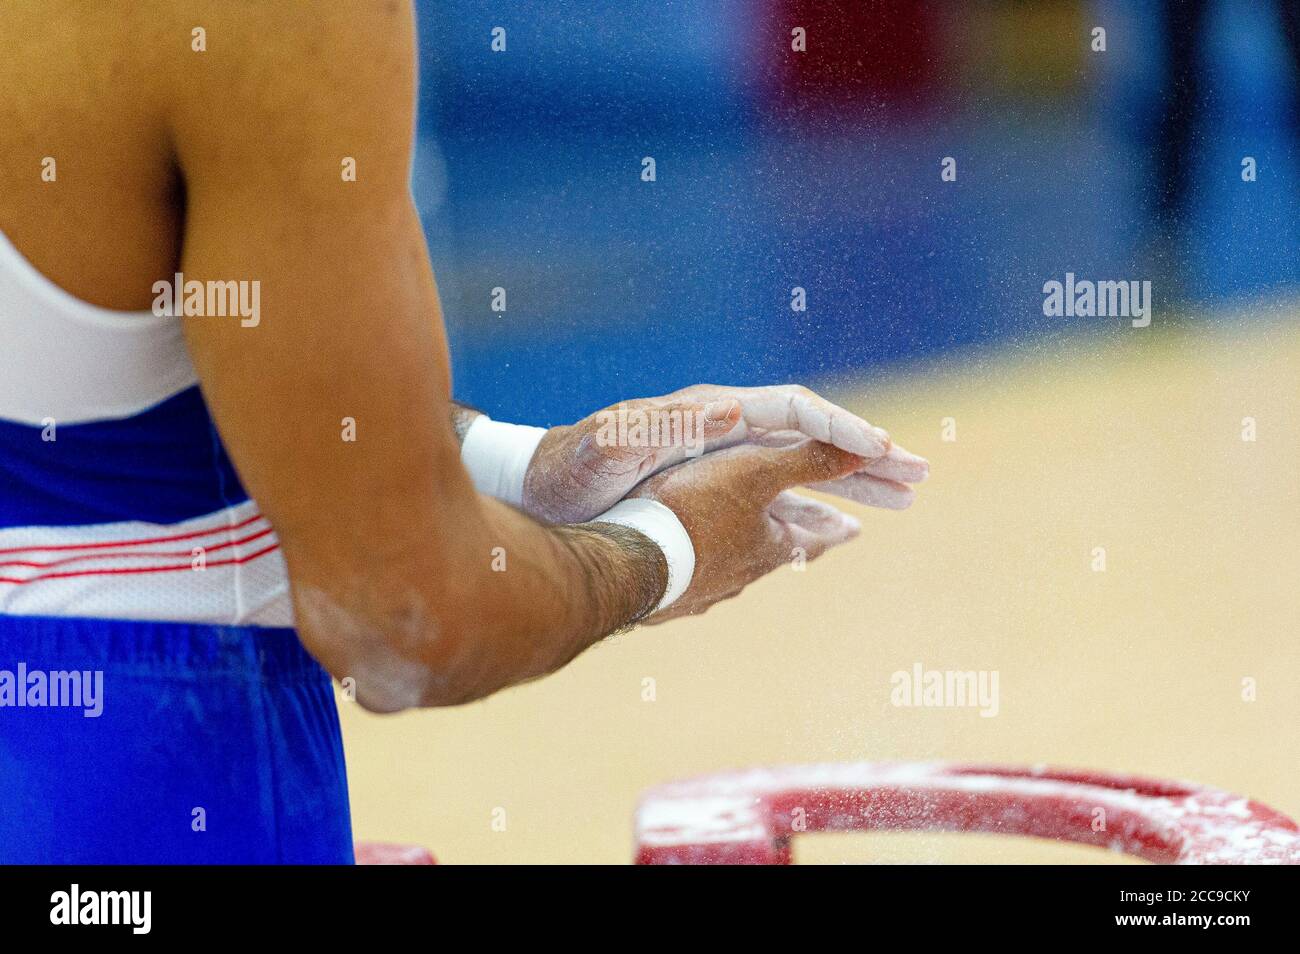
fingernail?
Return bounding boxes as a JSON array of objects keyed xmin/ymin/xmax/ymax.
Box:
[
  {"xmin": 841, "ymin": 514, "xmax": 861, "ymax": 534},
  {"xmin": 704, "ymin": 400, "xmax": 737, "ymax": 423},
  {"xmin": 844, "ymin": 426, "xmax": 889, "ymax": 458},
  {"xmin": 858, "ymin": 426, "xmax": 890, "ymax": 457},
  {"xmin": 896, "ymin": 451, "xmax": 930, "ymax": 481},
  {"xmin": 886, "ymin": 488, "xmax": 915, "ymax": 510}
]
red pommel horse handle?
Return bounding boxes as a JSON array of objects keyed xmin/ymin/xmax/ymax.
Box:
[{"xmin": 633, "ymin": 763, "xmax": 1300, "ymax": 865}]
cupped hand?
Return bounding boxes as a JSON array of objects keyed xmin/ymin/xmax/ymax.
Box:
[{"xmin": 614, "ymin": 438, "xmax": 866, "ymax": 624}]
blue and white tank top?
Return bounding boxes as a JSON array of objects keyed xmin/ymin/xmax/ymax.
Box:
[{"xmin": 0, "ymin": 229, "xmax": 291, "ymax": 626}]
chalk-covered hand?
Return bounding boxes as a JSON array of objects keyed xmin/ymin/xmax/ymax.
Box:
[
  {"xmin": 521, "ymin": 384, "xmax": 929, "ymax": 524},
  {"xmin": 618, "ymin": 438, "xmax": 866, "ymax": 623}
]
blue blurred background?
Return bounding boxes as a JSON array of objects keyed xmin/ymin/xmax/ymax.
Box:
[{"xmin": 411, "ymin": 0, "xmax": 1300, "ymax": 426}]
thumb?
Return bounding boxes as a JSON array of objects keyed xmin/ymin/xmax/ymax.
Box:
[{"xmin": 741, "ymin": 439, "xmax": 865, "ymax": 501}]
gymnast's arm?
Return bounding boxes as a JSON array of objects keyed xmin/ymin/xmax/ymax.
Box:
[{"xmin": 164, "ymin": 1, "xmax": 667, "ymax": 711}]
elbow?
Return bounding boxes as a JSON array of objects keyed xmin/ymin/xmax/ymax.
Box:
[
  {"xmin": 344, "ymin": 643, "xmax": 482, "ymax": 714},
  {"xmin": 347, "ymin": 646, "xmax": 490, "ymax": 713},
  {"xmin": 293, "ymin": 581, "xmax": 493, "ymax": 713}
]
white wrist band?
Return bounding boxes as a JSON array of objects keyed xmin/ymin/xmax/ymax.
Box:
[
  {"xmin": 587, "ymin": 499, "xmax": 695, "ymax": 614},
  {"xmin": 460, "ymin": 416, "xmax": 548, "ymax": 507}
]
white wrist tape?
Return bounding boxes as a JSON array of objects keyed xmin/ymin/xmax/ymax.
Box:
[
  {"xmin": 460, "ymin": 416, "xmax": 548, "ymax": 507},
  {"xmin": 587, "ymin": 499, "xmax": 695, "ymax": 614}
]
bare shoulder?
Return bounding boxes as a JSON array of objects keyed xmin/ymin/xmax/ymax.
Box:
[
  {"xmin": 0, "ymin": 2, "xmax": 188, "ymax": 307},
  {"xmin": 0, "ymin": 1, "xmax": 415, "ymax": 308},
  {"xmin": 162, "ymin": 1, "xmax": 417, "ymax": 172}
]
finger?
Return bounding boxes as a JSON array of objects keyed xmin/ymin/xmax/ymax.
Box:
[
  {"xmin": 807, "ymin": 473, "xmax": 915, "ymax": 510},
  {"xmin": 743, "ymin": 439, "xmax": 866, "ymax": 500},
  {"xmin": 636, "ymin": 398, "xmax": 742, "ymax": 460},
  {"xmin": 697, "ymin": 399, "xmax": 744, "ymax": 441},
  {"xmin": 768, "ymin": 491, "xmax": 861, "ymax": 563},
  {"xmin": 862, "ymin": 444, "xmax": 929, "ymax": 483},
  {"xmin": 730, "ymin": 386, "xmax": 891, "ymax": 459},
  {"xmin": 747, "ymin": 429, "xmax": 805, "ymax": 449},
  {"xmin": 769, "ymin": 491, "xmax": 859, "ymax": 534},
  {"xmin": 750, "ymin": 430, "xmax": 928, "ymax": 483}
]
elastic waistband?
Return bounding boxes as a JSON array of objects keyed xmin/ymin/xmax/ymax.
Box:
[{"xmin": 0, "ymin": 613, "xmax": 324, "ymax": 681}]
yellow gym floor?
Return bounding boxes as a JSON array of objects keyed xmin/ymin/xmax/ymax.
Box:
[{"xmin": 340, "ymin": 304, "xmax": 1300, "ymax": 863}]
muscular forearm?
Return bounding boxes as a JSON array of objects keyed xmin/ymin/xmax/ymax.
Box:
[
  {"xmin": 298, "ymin": 487, "xmax": 668, "ymax": 711},
  {"xmin": 554, "ymin": 521, "xmax": 668, "ymax": 639},
  {"xmin": 439, "ymin": 495, "xmax": 666, "ymax": 702}
]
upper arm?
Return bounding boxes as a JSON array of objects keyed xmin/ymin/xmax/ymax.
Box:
[{"xmin": 165, "ymin": 2, "xmax": 475, "ymax": 664}]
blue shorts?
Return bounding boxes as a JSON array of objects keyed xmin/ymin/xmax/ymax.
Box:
[{"xmin": 0, "ymin": 614, "xmax": 354, "ymax": 863}]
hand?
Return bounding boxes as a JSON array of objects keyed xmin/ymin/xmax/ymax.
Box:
[
  {"xmin": 521, "ymin": 384, "xmax": 929, "ymax": 523},
  {"xmin": 617, "ymin": 438, "xmax": 866, "ymax": 624}
]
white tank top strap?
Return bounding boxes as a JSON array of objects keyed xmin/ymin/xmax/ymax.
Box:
[{"xmin": 0, "ymin": 227, "xmax": 197, "ymax": 426}]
